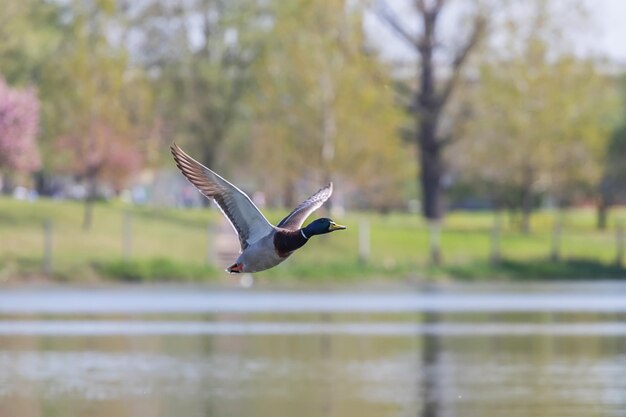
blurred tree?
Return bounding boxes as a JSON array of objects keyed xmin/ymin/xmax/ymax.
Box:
[
  {"xmin": 0, "ymin": 78, "xmax": 40, "ymax": 191},
  {"xmin": 124, "ymin": 0, "xmax": 262, "ymax": 172},
  {"xmin": 597, "ymin": 74, "xmax": 626, "ymax": 230},
  {"xmin": 547, "ymin": 60, "xmax": 617, "ymax": 211},
  {"xmin": 252, "ymin": 0, "xmax": 411, "ymax": 211},
  {"xmin": 376, "ymin": 0, "xmax": 487, "ymax": 263},
  {"xmin": 453, "ymin": 1, "xmax": 617, "ymax": 233},
  {"xmin": 0, "ymin": 0, "xmax": 62, "ymax": 85},
  {"xmin": 49, "ymin": 0, "xmax": 149, "ymax": 229},
  {"xmin": 598, "ymin": 123, "xmax": 626, "ymax": 229},
  {"xmin": 0, "ymin": 0, "xmax": 64, "ymax": 194}
]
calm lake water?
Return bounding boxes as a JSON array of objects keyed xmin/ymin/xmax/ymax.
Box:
[{"xmin": 1, "ymin": 282, "xmax": 626, "ymax": 417}]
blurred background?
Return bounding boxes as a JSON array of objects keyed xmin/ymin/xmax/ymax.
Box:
[{"xmin": 2, "ymin": 0, "xmax": 626, "ymax": 416}]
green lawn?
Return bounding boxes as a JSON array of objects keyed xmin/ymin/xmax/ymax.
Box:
[{"xmin": 1, "ymin": 197, "xmax": 625, "ymax": 283}]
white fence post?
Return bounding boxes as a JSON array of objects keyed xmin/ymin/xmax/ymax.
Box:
[
  {"xmin": 359, "ymin": 219, "xmax": 370, "ymax": 264},
  {"xmin": 550, "ymin": 214, "xmax": 563, "ymax": 262},
  {"xmin": 490, "ymin": 212, "xmax": 501, "ymax": 264},
  {"xmin": 123, "ymin": 211, "xmax": 132, "ymax": 260},
  {"xmin": 616, "ymin": 220, "xmax": 624, "ymax": 266},
  {"xmin": 43, "ymin": 219, "xmax": 53, "ymax": 275}
]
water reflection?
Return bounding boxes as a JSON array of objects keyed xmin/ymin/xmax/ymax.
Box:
[
  {"xmin": 2, "ymin": 285, "xmax": 626, "ymax": 313},
  {"xmin": 421, "ymin": 311, "xmax": 442, "ymax": 417},
  {"xmin": 2, "ymin": 320, "xmax": 626, "ymax": 336},
  {"xmin": 0, "ymin": 284, "xmax": 625, "ymax": 417}
]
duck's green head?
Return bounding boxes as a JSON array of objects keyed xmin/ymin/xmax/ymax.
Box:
[{"xmin": 303, "ymin": 218, "xmax": 347, "ymax": 237}]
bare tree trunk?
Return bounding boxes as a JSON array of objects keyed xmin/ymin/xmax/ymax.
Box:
[
  {"xmin": 377, "ymin": 1, "xmax": 485, "ymax": 265},
  {"xmin": 550, "ymin": 209, "xmax": 564, "ymax": 262},
  {"xmin": 597, "ymin": 190, "xmax": 610, "ymax": 231},
  {"xmin": 416, "ymin": 6, "xmax": 443, "ymax": 224},
  {"xmin": 520, "ymin": 167, "xmax": 534, "ymax": 234},
  {"xmin": 520, "ymin": 186, "xmax": 532, "ymax": 235},
  {"xmin": 427, "ymin": 220, "xmax": 442, "ymax": 265},
  {"xmin": 416, "ymin": 7, "xmax": 444, "ymax": 265},
  {"xmin": 490, "ymin": 210, "xmax": 502, "ymax": 264},
  {"xmin": 420, "ymin": 120, "xmax": 443, "ymax": 220}
]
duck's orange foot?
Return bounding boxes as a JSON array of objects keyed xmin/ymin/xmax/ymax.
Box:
[{"xmin": 227, "ymin": 263, "xmax": 244, "ymax": 274}]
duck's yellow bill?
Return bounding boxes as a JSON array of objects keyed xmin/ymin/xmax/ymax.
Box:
[{"xmin": 330, "ymin": 222, "xmax": 347, "ymax": 231}]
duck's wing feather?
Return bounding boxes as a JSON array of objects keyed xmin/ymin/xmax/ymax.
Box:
[
  {"xmin": 277, "ymin": 183, "xmax": 333, "ymax": 230},
  {"xmin": 170, "ymin": 144, "xmax": 274, "ymax": 250}
]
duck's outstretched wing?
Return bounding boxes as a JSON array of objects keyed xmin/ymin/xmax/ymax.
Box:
[
  {"xmin": 170, "ymin": 144, "xmax": 274, "ymax": 250},
  {"xmin": 277, "ymin": 183, "xmax": 333, "ymax": 230}
]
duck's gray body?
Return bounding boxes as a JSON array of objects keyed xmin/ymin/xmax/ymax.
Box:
[
  {"xmin": 235, "ymin": 233, "xmax": 285, "ymax": 273},
  {"xmin": 170, "ymin": 144, "xmax": 340, "ymax": 274}
]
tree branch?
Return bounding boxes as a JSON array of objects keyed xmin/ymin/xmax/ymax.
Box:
[
  {"xmin": 375, "ymin": 1, "xmax": 420, "ymax": 50},
  {"xmin": 438, "ymin": 14, "xmax": 486, "ymax": 106}
]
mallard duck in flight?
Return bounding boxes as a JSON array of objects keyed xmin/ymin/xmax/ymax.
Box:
[{"xmin": 170, "ymin": 144, "xmax": 346, "ymax": 273}]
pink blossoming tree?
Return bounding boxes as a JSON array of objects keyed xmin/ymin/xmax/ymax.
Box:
[
  {"xmin": 0, "ymin": 77, "xmax": 40, "ymax": 190},
  {"xmin": 56, "ymin": 119, "xmax": 144, "ymax": 229}
]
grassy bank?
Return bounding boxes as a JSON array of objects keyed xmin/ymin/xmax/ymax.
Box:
[{"xmin": 0, "ymin": 197, "xmax": 625, "ymax": 283}]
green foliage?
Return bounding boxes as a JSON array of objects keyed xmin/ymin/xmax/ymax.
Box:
[
  {"xmin": 0, "ymin": 0, "xmax": 63, "ymax": 85},
  {"xmin": 453, "ymin": 0, "xmax": 619, "ymax": 219},
  {"xmin": 248, "ymin": 0, "xmax": 412, "ymax": 210},
  {"xmin": 46, "ymin": 0, "xmax": 150, "ymax": 180},
  {"xmin": 127, "ymin": 0, "xmax": 263, "ymax": 170},
  {"xmin": 442, "ymin": 259, "xmax": 626, "ymax": 281},
  {"xmin": 94, "ymin": 258, "xmax": 219, "ymax": 282}
]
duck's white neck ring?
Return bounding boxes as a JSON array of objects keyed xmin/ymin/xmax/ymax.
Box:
[{"xmin": 300, "ymin": 229, "xmax": 309, "ymax": 240}]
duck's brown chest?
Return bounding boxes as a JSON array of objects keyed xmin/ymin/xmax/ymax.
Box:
[{"xmin": 273, "ymin": 229, "xmax": 309, "ymax": 258}]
